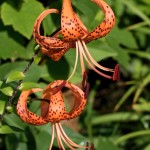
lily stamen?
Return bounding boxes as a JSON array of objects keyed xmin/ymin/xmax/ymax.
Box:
[
  {"xmin": 55, "ymin": 123, "xmax": 65, "ymax": 150},
  {"xmin": 81, "ymin": 40, "xmax": 114, "ymax": 72},
  {"xmin": 77, "ymin": 40, "xmax": 113, "ymax": 80},
  {"xmin": 77, "ymin": 41, "xmax": 86, "ymax": 76},
  {"xmin": 67, "ymin": 42, "xmax": 79, "ymax": 81},
  {"xmin": 49, "ymin": 122, "xmax": 86, "ymax": 150},
  {"xmin": 58, "ymin": 123, "xmax": 85, "ymax": 148},
  {"xmin": 49, "ymin": 123, "xmax": 55, "ymax": 150}
]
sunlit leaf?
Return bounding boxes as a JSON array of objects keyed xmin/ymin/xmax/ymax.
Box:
[
  {"xmin": 0, "ymin": 125, "xmax": 15, "ymax": 134},
  {"xmin": 1, "ymin": 0, "xmax": 44, "ymax": 39},
  {"xmin": 122, "ymin": 0, "xmax": 150, "ymax": 25},
  {"xmin": 92, "ymin": 112, "xmax": 141, "ymax": 125},
  {"xmin": 0, "ymin": 86, "xmax": 13, "ymax": 96},
  {"xmin": 0, "ymin": 21, "xmax": 28, "ymax": 59},
  {"xmin": 19, "ymin": 82, "xmax": 41, "ymax": 90},
  {"xmin": 0, "ymin": 81, "xmax": 3, "ymax": 88},
  {"xmin": 0, "ymin": 100, "xmax": 5, "ymax": 114},
  {"xmin": 133, "ymin": 103, "xmax": 150, "ymax": 112},
  {"xmin": 0, "ymin": 61, "xmax": 42, "ymax": 82},
  {"xmin": 6, "ymin": 71, "xmax": 25, "ymax": 83}
]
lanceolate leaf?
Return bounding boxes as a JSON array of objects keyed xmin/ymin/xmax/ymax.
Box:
[
  {"xmin": 6, "ymin": 71, "xmax": 25, "ymax": 83},
  {"xmin": 19, "ymin": 82, "xmax": 41, "ymax": 90},
  {"xmin": 0, "ymin": 61, "xmax": 43, "ymax": 82},
  {"xmin": 0, "ymin": 86, "xmax": 13, "ymax": 96},
  {"xmin": 0, "ymin": 81, "xmax": 3, "ymax": 88},
  {"xmin": 0, "ymin": 100, "xmax": 5, "ymax": 115},
  {"xmin": 0, "ymin": 125, "xmax": 15, "ymax": 134},
  {"xmin": 1, "ymin": 0, "xmax": 44, "ymax": 39}
]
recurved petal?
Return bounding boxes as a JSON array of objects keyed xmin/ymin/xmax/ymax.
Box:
[
  {"xmin": 66, "ymin": 81, "xmax": 87, "ymax": 119},
  {"xmin": 61, "ymin": 0, "xmax": 88, "ymax": 41},
  {"xmin": 41, "ymin": 80, "xmax": 68, "ymax": 122},
  {"xmin": 33, "ymin": 9, "xmax": 69, "ymax": 60},
  {"xmin": 33, "ymin": 9, "xmax": 59, "ymax": 45},
  {"xmin": 41, "ymin": 80, "xmax": 86, "ymax": 122},
  {"xmin": 85, "ymin": 0, "xmax": 116, "ymax": 42},
  {"xmin": 41, "ymin": 45, "xmax": 69, "ymax": 61},
  {"xmin": 17, "ymin": 89, "xmax": 47, "ymax": 125}
]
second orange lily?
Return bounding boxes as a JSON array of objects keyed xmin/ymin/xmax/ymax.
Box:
[{"xmin": 17, "ymin": 80, "xmax": 91, "ymax": 149}]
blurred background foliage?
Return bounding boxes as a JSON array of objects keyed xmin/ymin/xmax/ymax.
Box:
[{"xmin": 0, "ymin": 0, "xmax": 150, "ymax": 149}]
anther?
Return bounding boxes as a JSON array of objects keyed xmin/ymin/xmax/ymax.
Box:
[{"xmin": 112, "ymin": 64, "xmax": 120, "ymax": 81}]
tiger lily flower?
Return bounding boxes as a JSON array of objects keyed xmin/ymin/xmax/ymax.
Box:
[
  {"xmin": 17, "ymin": 80, "xmax": 92, "ymax": 150},
  {"xmin": 33, "ymin": 0, "xmax": 120, "ymax": 81}
]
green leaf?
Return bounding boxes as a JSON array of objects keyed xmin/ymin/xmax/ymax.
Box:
[
  {"xmin": 19, "ymin": 82, "xmax": 41, "ymax": 90},
  {"xmin": 6, "ymin": 106, "xmax": 13, "ymax": 113},
  {"xmin": 73, "ymin": 0, "xmax": 99, "ymax": 28},
  {"xmin": 94, "ymin": 136, "xmax": 120, "ymax": 150},
  {"xmin": 6, "ymin": 71, "xmax": 25, "ymax": 83},
  {"xmin": 4, "ymin": 113, "xmax": 26, "ymax": 130},
  {"xmin": 115, "ymin": 130, "xmax": 150, "ymax": 145},
  {"xmin": 41, "ymin": 58, "xmax": 70, "ymax": 82},
  {"xmin": 87, "ymin": 39, "xmax": 117, "ymax": 61},
  {"xmin": 91, "ymin": 112, "xmax": 141, "ymax": 125},
  {"xmin": 1, "ymin": 0, "xmax": 44, "ymax": 39},
  {"xmin": 0, "ymin": 21, "xmax": 28, "ymax": 59},
  {"xmin": 122, "ymin": 0, "xmax": 150, "ymax": 25},
  {"xmin": 0, "ymin": 81, "xmax": 3, "ymax": 88},
  {"xmin": 106, "ymin": 34, "xmax": 130, "ymax": 67},
  {"xmin": 0, "ymin": 61, "xmax": 42, "ymax": 82},
  {"xmin": 0, "ymin": 100, "xmax": 6, "ymax": 114},
  {"xmin": 34, "ymin": 130, "xmax": 51, "ymax": 150},
  {"xmin": 0, "ymin": 125, "xmax": 15, "ymax": 134},
  {"xmin": 127, "ymin": 49, "xmax": 150, "ymax": 60},
  {"xmin": 0, "ymin": 86, "xmax": 13, "ymax": 96},
  {"xmin": 133, "ymin": 74, "xmax": 150, "ymax": 103},
  {"xmin": 34, "ymin": 56, "xmax": 42, "ymax": 64},
  {"xmin": 109, "ymin": 27, "xmax": 138, "ymax": 49},
  {"xmin": 144, "ymin": 144, "xmax": 150, "ymax": 150},
  {"xmin": 114, "ymin": 85, "xmax": 136, "ymax": 111},
  {"xmin": 133, "ymin": 103, "xmax": 150, "ymax": 112}
]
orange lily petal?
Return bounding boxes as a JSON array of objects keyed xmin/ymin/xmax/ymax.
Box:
[
  {"xmin": 41, "ymin": 46, "xmax": 68, "ymax": 61},
  {"xmin": 17, "ymin": 88, "xmax": 47, "ymax": 125},
  {"xmin": 66, "ymin": 81, "xmax": 87, "ymax": 119},
  {"xmin": 61, "ymin": 0, "xmax": 88, "ymax": 41},
  {"xmin": 41, "ymin": 80, "xmax": 87, "ymax": 122},
  {"xmin": 41, "ymin": 87, "xmax": 67, "ymax": 122},
  {"xmin": 33, "ymin": 9, "xmax": 69, "ymax": 61},
  {"xmin": 85, "ymin": 0, "xmax": 116, "ymax": 42}
]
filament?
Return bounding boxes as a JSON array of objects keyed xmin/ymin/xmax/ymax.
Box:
[
  {"xmin": 55, "ymin": 123, "xmax": 65, "ymax": 150},
  {"xmin": 77, "ymin": 40, "xmax": 86, "ymax": 76},
  {"xmin": 49, "ymin": 123, "xmax": 55, "ymax": 150},
  {"xmin": 82, "ymin": 40, "xmax": 113, "ymax": 72},
  {"xmin": 78, "ymin": 40, "xmax": 112, "ymax": 79},
  {"xmin": 67, "ymin": 42, "xmax": 79, "ymax": 81},
  {"xmin": 58, "ymin": 123, "xmax": 86, "ymax": 148}
]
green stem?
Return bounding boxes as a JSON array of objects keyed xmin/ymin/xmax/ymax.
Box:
[
  {"xmin": 115, "ymin": 130, "xmax": 150, "ymax": 145},
  {"xmin": 125, "ymin": 22, "xmax": 148, "ymax": 30},
  {"xmin": 0, "ymin": 48, "xmax": 40, "ymax": 123},
  {"xmin": 133, "ymin": 74, "xmax": 150, "ymax": 103},
  {"xmin": 86, "ymin": 81, "xmax": 100, "ymax": 141},
  {"xmin": 114, "ymin": 85, "xmax": 136, "ymax": 111}
]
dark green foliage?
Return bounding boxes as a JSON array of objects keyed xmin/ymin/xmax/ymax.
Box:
[{"xmin": 0, "ymin": 0, "xmax": 150, "ymax": 150}]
